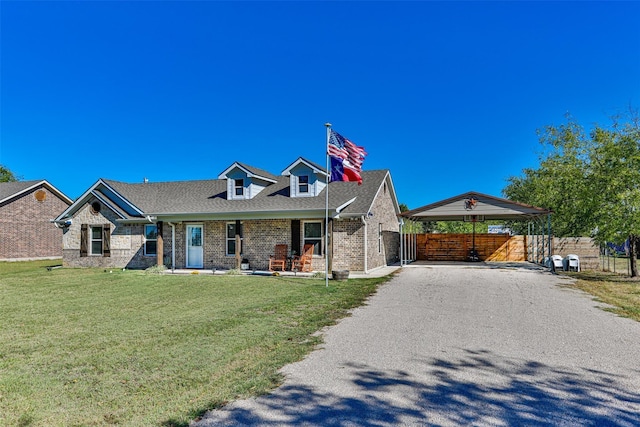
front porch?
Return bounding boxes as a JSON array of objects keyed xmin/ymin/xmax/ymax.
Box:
[{"xmin": 162, "ymin": 263, "xmax": 400, "ymax": 278}]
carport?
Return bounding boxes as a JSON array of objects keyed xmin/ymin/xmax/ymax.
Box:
[{"xmin": 399, "ymin": 191, "xmax": 552, "ymax": 265}]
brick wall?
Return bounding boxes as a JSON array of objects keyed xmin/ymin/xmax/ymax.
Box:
[
  {"xmin": 332, "ymin": 219, "xmax": 365, "ymax": 271},
  {"xmin": 63, "ymin": 211, "xmax": 397, "ymax": 272},
  {"xmin": 168, "ymin": 219, "xmax": 327, "ymax": 271},
  {"xmin": 62, "ymin": 199, "xmax": 156, "ymax": 269},
  {"xmin": 365, "ymin": 179, "xmax": 400, "ymax": 270},
  {"xmin": 0, "ymin": 186, "xmax": 71, "ymax": 260}
]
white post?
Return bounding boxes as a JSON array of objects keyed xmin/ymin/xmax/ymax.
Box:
[
  {"xmin": 325, "ymin": 123, "xmax": 331, "ymax": 287},
  {"xmin": 399, "ymin": 219, "xmax": 404, "ymax": 267}
]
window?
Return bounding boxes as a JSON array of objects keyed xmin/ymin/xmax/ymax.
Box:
[
  {"xmin": 303, "ymin": 221, "xmax": 322, "ymax": 256},
  {"xmin": 226, "ymin": 222, "xmax": 243, "ymax": 256},
  {"xmin": 234, "ymin": 179, "xmax": 244, "ymax": 196},
  {"xmin": 80, "ymin": 223, "xmax": 110, "ymax": 257},
  {"xmin": 144, "ymin": 224, "xmax": 158, "ymax": 256},
  {"xmin": 90, "ymin": 226, "xmax": 103, "ymax": 255},
  {"xmin": 378, "ymin": 223, "xmax": 383, "ymax": 254},
  {"xmin": 298, "ymin": 175, "xmax": 309, "ymax": 194}
]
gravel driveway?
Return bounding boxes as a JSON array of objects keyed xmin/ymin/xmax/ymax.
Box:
[{"xmin": 194, "ymin": 262, "xmax": 640, "ymax": 426}]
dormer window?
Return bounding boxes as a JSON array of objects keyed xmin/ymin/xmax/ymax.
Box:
[
  {"xmin": 298, "ymin": 176, "xmax": 309, "ymax": 194},
  {"xmin": 234, "ymin": 179, "xmax": 244, "ymax": 196},
  {"xmin": 281, "ymin": 158, "xmax": 328, "ymax": 198},
  {"xmin": 219, "ymin": 162, "xmax": 278, "ymax": 200}
]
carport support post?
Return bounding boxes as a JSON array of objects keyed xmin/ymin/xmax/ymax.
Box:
[
  {"xmin": 547, "ymin": 213, "xmax": 552, "ymax": 264},
  {"xmin": 540, "ymin": 218, "xmax": 545, "ymax": 265},
  {"xmin": 399, "ymin": 219, "xmax": 404, "ymax": 266}
]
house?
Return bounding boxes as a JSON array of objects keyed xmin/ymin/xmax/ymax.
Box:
[
  {"xmin": 0, "ymin": 180, "xmax": 73, "ymax": 260},
  {"xmin": 53, "ymin": 158, "xmax": 401, "ymax": 272}
]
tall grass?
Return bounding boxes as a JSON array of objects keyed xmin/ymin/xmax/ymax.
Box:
[{"xmin": 0, "ymin": 260, "xmax": 389, "ymax": 426}]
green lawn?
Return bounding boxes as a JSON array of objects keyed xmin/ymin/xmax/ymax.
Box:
[
  {"xmin": 0, "ymin": 260, "xmax": 390, "ymax": 426},
  {"xmin": 565, "ymin": 270, "xmax": 640, "ymax": 322}
]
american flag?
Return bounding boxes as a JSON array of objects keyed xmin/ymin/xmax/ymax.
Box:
[
  {"xmin": 328, "ymin": 130, "xmax": 367, "ymax": 172},
  {"xmin": 328, "ymin": 129, "xmax": 367, "ymax": 184}
]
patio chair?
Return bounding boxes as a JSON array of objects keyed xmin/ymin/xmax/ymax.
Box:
[
  {"xmin": 269, "ymin": 244, "xmax": 288, "ymax": 271},
  {"xmin": 292, "ymin": 244, "xmax": 314, "ymax": 272},
  {"xmin": 566, "ymin": 254, "xmax": 580, "ymax": 272},
  {"xmin": 551, "ymin": 255, "xmax": 563, "ymax": 270}
]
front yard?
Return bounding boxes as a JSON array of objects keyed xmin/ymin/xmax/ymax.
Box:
[{"xmin": 0, "ymin": 260, "xmax": 389, "ymax": 426}]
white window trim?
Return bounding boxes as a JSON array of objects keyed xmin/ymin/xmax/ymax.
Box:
[
  {"xmin": 234, "ymin": 179, "xmax": 244, "ymax": 197},
  {"xmin": 144, "ymin": 224, "xmax": 158, "ymax": 257},
  {"xmin": 90, "ymin": 225, "xmax": 103, "ymax": 256},
  {"xmin": 226, "ymin": 221, "xmax": 243, "ymax": 256},
  {"xmin": 298, "ymin": 175, "xmax": 309, "ymax": 194},
  {"xmin": 303, "ymin": 220, "xmax": 323, "ymax": 256},
  {"xmin": 378, "ymin": 223, "xmax": 383, "ymax": 254}
]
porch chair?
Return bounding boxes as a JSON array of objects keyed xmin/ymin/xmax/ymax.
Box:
[
  {"xmin": 292, "ymin": 244, "xmax": 314, "ymax": 273},
  {"xmin": 269, "ymin": 244, "xmax": 288, "ymax": 271}
]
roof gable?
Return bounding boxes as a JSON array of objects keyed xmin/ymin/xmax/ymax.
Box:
[
  {"xmin": 55, "ymin": 179, "xmax": 145, "ymax": 221},
  {"xmin": 281, "ymin": 157, "xmax": 327, "ymax": 176},
  {"xmin": 336, "ymin": 170, "xmax": 399, "ymax": 217},
  {"xmin": 217, "ymin": 162, "xmax": 278, "ymax": 183},
  {"xmin": 0, "ymin": 180, "xmax": 72, "ymax": 205}
]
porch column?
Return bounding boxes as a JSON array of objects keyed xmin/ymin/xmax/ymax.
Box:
[
  {"xmin": 156, "ymin": 221, "xmax": 164, "ymax": 266},
  {"xmin": 235, "ymin": 219, "xmax": 242, "ymax": 269}
]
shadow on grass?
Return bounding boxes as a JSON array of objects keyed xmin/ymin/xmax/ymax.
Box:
[{"xmin": 188, "ymin": 349, "xmax": 640, "ymax": 426}]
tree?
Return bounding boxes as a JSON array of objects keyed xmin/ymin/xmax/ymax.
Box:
[
  {"xmin": 503, "ymin": 110, "xmax": 640, "ymax": 276},
  {"xmin": 0, "ymin": 164, "xmax": 18, "ymax": 182},
  {"xmin": 399, "ymin": 203, "xmax": 430, "ymax": 234}
]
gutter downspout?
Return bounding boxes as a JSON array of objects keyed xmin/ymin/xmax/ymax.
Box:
[
  {"xmin": 167, "ymin": 222, "xmax": 176, "ymax": 272},
  {"xmin": 361, "ymin": 216, "xmax": 368, "ymax": 274}
]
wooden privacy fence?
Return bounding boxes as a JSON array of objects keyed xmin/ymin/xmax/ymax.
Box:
[{"xmin": 416, "ymin": 233, "xmax": 527, "ymax": 262}]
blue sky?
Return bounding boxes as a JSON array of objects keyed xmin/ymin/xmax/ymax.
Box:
[{"xmin": 1, "ymin": 1, "xmax": 639, "ymax": 209}]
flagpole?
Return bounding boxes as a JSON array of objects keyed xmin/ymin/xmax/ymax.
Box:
[{"xmin": 324, "ymin": 122, "xmax": 331, "ymax": 288}]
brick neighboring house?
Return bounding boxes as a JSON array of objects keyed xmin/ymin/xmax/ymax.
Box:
[
  {"xmin": 0, "ymin": 180, "xmax": 73, "ymax": 260},
  {"xmin": 54, "ymin": 158, "xmax": 401, "ymax": 273}
]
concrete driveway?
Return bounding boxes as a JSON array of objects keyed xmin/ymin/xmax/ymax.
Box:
[{"xmin": 194, "ymin": 262, "xmax": 640, "ymax": 426}]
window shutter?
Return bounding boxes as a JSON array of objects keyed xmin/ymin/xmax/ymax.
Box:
[
  {"xmin": 80, "ymin": 224, "xmax": 88, "ymax": 257},
  {"xmin": 291, "ymin": 220, "xmax": 300, "ymax": 256},
  {"xmin": 103, "ymin": 223, "xmax": 111, "ymax": 257}
]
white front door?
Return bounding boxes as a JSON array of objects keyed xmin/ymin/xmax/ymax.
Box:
[{"xmin": 186, "ymin": 224, "xmax": 204, "ymax": 268}]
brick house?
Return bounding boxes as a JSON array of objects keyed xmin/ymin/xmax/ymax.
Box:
[
  {"xmin": 54, "ymin": 158, "xmax": 401, "ymax": 273},
  {"xmin": 0, "ymin": 180, "xmax": 73, "ymax": 260}
]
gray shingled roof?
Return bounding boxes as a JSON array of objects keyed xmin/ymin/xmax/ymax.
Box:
[
  {"xmin": 0, "ymin": 180, "xmax": 43, "ymax": 202},
  {"xmin": 0, "ymin": 180, "xmax": 42, "ymax": 199},
  {"xmin": 100, "ymin": 169, "xmax": 391, "ymax": 218},
  {"xmin": 1, "ymin": 180, "xmax": 73, "ymax": 207}
]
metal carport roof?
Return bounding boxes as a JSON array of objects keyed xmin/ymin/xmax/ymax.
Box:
[
  {"xmin": 397, "ymin": 191, "xmax": 552, "ymax": 266},
  {"xmin": 399, "ymin": 191, "xmax": 551, "ymax": 221}
]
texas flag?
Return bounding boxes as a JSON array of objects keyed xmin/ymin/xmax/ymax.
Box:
[{"xmin": 328, "ymin": 130, "xmax": 367, "ymax": 184}]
